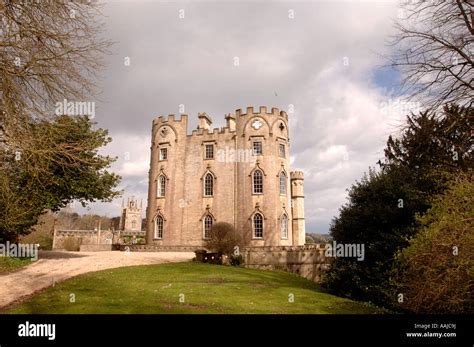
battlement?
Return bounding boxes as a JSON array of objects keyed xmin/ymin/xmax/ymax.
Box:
[
  {"xmin": 189, "ymin": 126, "xmax": 234, "ymax": 137},
  {"xmin": 151, "ymin": 106, "xmax": 289, "ymax": 137},
  {"xmin": 152, "ymin": 114, "xmax": 188, "ymax": 126},
  {"xmin": 235, "ymin": 106, "xmax": 288, "ymax": 119},
  {"xmin": 290, "ymin": 171, "xmax": 304, "ymax": 180}
]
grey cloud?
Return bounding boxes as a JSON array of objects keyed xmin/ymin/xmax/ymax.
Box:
[{"xmin": 77, "ymin": 1, "xmax": 404, "ymax": 233}]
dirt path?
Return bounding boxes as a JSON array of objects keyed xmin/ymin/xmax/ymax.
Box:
[{"xmin": 0, "ymin": 250, "xmax": 194, "ymax": 310}]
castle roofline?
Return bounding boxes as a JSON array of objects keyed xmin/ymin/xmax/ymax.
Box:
[
  {"xmin": 290, "ymin": 171, "xmax": 304, "ymax": 180},
  {"xmin": 235, "ymin": 106, "xmax": 288, "ymax": 120},
  {"xmin": 152, "ymin": 106, "xmax": 289, "ymax": 137},
  {"xmin": 198, "ymin": 112, "xmax": 212, "ymax": 124}
]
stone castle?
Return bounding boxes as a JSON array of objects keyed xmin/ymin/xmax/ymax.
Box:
[{"xmin": 145, "ymin": 106, "xmax": 305, "ymax": 249}]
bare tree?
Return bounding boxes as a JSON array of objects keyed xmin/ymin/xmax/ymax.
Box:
[
  {"xmin": 0, "ymin": 2, "xmax": 120, "ymax": 241},
  {"xmin": 0, "ymin": 0, "xmax": 112, "ymax": 163},
  {"xmin": 389, "ymin": 0, "xmax": 474, "ymax": 111},
  {"xmin": 0, "ymin": 1, "xmax": 111, "ymax": 127}
]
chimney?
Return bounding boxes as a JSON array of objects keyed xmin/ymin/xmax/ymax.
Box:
[
  {"xmin": 225, "ymin": 113, "xmax": 236, "ymax": 131},
  {"xmin": 198, "ymin": 112, "xmax": 212, "ymax": 130}
]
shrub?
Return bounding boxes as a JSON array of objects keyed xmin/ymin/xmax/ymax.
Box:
[
  {"xmin": 229, "ymin": 254, "xmax": 244, "ymax": 267},
  {"xmin": 205, "ymin": 222, "xmax": 242, "ymax": 257},
  {"xmin": 21, "ymin": 213, "xmax": 54, "ymax": 250},
  {"xmin": 392, "ymin": 173, "xmax": 474, "ymax": 313},
  {"xmin": 21, "ymin": 232, "xmax": 53, "ymax": 250}
]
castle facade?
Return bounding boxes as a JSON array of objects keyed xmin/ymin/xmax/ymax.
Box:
[{"xmin": 145, "ymin": 106, "xmax": 305, "ymax": 249}]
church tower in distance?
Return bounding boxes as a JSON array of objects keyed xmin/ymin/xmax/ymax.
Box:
[{"xmin": 120, "ymin": 196, "xmax": 142, "ymax": 231}]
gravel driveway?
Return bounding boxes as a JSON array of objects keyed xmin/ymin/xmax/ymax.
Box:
[{"xmin": 0, "ymin": 250, "xmax": 194, "ymax": 310}]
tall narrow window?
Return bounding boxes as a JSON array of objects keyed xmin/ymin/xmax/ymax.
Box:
[
  {"xmin": 203, "ymin": 215, "xmax": 213, "ymax": 239},
  {"xmin": 281, "ymin": 214, "xmax": 288, "ymax": 239},
  {"xmin": 253, "ymin": 170, "xmax": 263, "ymax": 194},
  {"xmin": 204, "ymin": 173, "xmax": 214, "ymax": 196},
  {"xmin": 131, "ymin": 220, "xmax": 137, "ymax": 229},
  {"xmin": 158, "ymin": 175, "xmax": 166, "ymax": 197},
  {"xmin": 279, "ymin": 143, "xmax": 286, "ymax": 158},
  {"xmin": 159, "ymin": 148, "xmax": 168, "ymax": 160},
  {"xmin": 253, "ymin": 141, "xmax": 263, "ymax": 155},
  {"xmin": 155, "ymin": 216, "xmax": 163, "ymax": 239},
  {"xmin": 205, "ymin": 144, "xmax": 214, "ymax": 159},
  {"xmin": 279, "ymin": 172, "xmax": 287, "ymax": 195},
  {"xmin": 253, "ymin": 213, "xmax": 263, "ymax": 238}
]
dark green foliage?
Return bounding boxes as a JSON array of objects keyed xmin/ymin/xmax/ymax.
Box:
[
  {"xmin": 392, "ymin": 173, "xmax": 474, "ymax": 313},
  {"xmin": 323, "ymin": 105, "xmax": 473, "ymax": 309},
  {"xmin": 229, "ymin": 254, "xmax": 244, "ymax": 267},
  {"xmin": 323, "ymin": 166, "xmax": 426, "ymax": 306},
  {"xmin": 0, "ymin": 115, "xmax": 121, "ymax": 242}
]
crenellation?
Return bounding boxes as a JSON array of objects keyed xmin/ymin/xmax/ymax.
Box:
[
  {"xmin": 177, "ymin": 114, "xmax": 188, "ymax": 122},
  {"xmin": 153, "ymin": 114, "xmax": 189, "ymax": 127},
  {"xmin": 218, "ymin": 127, "xmax": 233, "ymax": 134},
  {"xmin": 290, "ymin": 171, "xmax": 304, "ymax": 180},
  {"xmin": 153, "ymin": 115, "xmax": 165, "ymax": 125}
]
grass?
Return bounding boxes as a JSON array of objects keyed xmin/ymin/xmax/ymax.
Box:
[
  {"xmin": 0, "ymin": 257, "xmax": 34, "ymax": 274},
  {"xmin": 5, "ymin": 262, "xmax": 386, "ymax": 314}
]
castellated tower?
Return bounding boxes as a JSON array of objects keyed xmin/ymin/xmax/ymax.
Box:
[
  {"xmin": 290, "ymin": 171, "xmax": 306, "ymax": 246},
  {"xmin": 120, "ymin": 196, "xmax": 143, "ymax": 231},
  {"xmin": 145, "ymin": 106, "xmax": 305, "ymax": 249}
]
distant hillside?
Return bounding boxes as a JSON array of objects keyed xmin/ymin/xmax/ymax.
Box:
[{"xmin": 306, "ymin": 233, "xmax": 332, "ymax": 244}]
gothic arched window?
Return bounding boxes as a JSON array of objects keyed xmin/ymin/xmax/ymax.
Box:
[
  {"xmin": 279, "ymin": 172, "xmax": 287, "ymax": 195},
  {"xmin": 203, "ymin": 215, "xmax": 213, "ymax": 239},
  {"xmin": 253, "ymin": 213, "xmax": 263, "ymax": 238},
  {"xmin": 281, "ymin": 214, "xmax": 288, "ymax": 239},
  {"xmin": 253, "ymin": 170, "xmax": 263, "ymax": 194},
  {"xmin": 157, "ymin": 175, "xmax": 166, "ymax": 197},
  {"xmin": 155, "ymin": 216, "xmax": 163, "ymax": 239},
  {"xmin": 204, "ymin": 173, "xmax": 214, "ymax": 197}
]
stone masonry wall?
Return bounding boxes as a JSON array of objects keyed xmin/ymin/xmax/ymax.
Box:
[
  {"xmin": 53, "ymin": 230, "xmax": 145, "ymax": 250},
  {"xmin": 243, "ymin": 244, "xmax": 330, "ymax": 283}
]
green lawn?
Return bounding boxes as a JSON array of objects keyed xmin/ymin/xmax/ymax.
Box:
[
  {"xmin": 0, "ymin": 257, "xmax": 34, "ymax": 274},
  {"xmin": 5, "ymin": 262, "xmax": 386, "ymax": 314}
]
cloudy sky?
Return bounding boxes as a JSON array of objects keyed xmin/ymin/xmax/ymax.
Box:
[{"xmin": 74, "ymin": 0, "xmax": 418, "ymax": 234}]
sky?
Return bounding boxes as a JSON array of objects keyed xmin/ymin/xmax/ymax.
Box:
[{"xmin": 73, "ymin": 0, "xmax": 421, "ymax": 234}]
